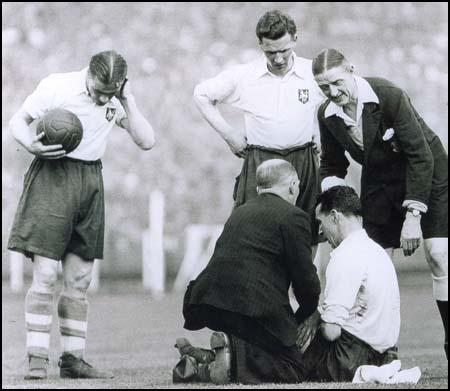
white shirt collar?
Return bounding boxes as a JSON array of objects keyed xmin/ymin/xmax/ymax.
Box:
[
  {"xmin": 324, "ymin": 76, "xmax": 379, "ymax": 119},
  {"xmin": 254, "ymin": 53, "xmax": 307, "ymax": 80},
  {"xmin": 330, "ymin": 228, "xmax": 368, "ymax": 258}
]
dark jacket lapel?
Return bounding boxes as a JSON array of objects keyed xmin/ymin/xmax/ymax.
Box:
[
  {"xmin": 362, "ymin": 102, "xmax": 383, "ymax": 166},
  {"xmin": 323, "ymin": 115, "xmax": 365, "ymax": 164}
]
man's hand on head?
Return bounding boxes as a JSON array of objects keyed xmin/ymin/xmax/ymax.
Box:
[{"xmin": 115, "ymin": 78, "xmax": 131, "ymax": 101}]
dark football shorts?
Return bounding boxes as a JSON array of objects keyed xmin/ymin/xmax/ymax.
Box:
[
  {"xmin": 301, "ymin": 329, "xmax": 396, "ymax": 382},
  {"xmin": 234, "ymin": 143, "xmax": 321, "ymax": 245},
  {"xmin": 365, "ymin": 141, "xmax": 448, "ymax": 249},
  {"xmin": 8, "ymin": 157, "xmax": 104, "ymax": 261}
]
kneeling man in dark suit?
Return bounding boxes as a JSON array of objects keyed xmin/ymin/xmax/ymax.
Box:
[{"xmin": 175, "ymin": 159, "xmax": 321, "ymax": 385}]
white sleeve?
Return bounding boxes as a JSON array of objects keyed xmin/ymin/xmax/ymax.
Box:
[
  {"xmin": 194, "ymin": 67, "xmax": 240, "ymax": 105},
  {"xmin": 312, "ymin": 79, "xmax": 326, "ymax": 107},
  {"xmin": 402, "ymin": 200, "xmax": 428, "ymax": 213},
  {"xmin": 112, "ymin": 98, "xmax": 127, "ymax": 123},
  {"xmin": 321, "ymin": 255, "xmax": 365, "ymax": 326},
  {"xmin": 22, "ymin": 77, "xmax": 59, "ymax": 119}
]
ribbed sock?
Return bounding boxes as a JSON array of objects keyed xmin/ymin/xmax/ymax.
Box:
[
  {"xmin": 57, "ymin": 294, "xmax": 89, "ymax": 358},
  {"xmin": 25, "ymin": 290, "xmax": 54, "ymax": 359}
]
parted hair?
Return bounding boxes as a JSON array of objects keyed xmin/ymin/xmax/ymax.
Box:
[
  {"xmin": 256, "ymin": 10, "xmax": 297, "ymax": 42},
  {"xmin": 256, "ymin": 159, "xmax": 298, "ymax": 190},
  {"xmin": 89, "ymin": 50, "xmax": 127, "ymax": 86},
  {"xmin": 312, "ymin": 48, "xmax": 351, "ymax": 76},
  {"xmin": 317, "ymin": 186, "xmax": 362, "ymax": 217}
]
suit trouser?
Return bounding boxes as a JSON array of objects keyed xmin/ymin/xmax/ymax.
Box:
[
  {"xmin": 227, "ymin": 325, "xmax": 395, "ymax": 384},
  {"xmin": 183, "ymin": 304, "xmax": 306, "ymax": 384},
  {"xmin": 184, "ymin": 304, "xmax": 396, "ymax": 384}
]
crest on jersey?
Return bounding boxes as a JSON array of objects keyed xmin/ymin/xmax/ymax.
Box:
[
  {"xmin": 105, "ymin": 107, "xmax": 116, "ymax": 122},
  {"xmin": 298, "ymin": 89, "xmax": 309, "ymax": 104}
]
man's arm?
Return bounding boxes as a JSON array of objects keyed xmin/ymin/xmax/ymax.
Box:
[
  {"xmin": 385, "ymin": 88, "xmax": 434, "ymax": 256},
  {"xmin": 116, "ymin": 81, "xmax": 155, "ymax": 150},
  {"xmin": 318, "ymin": 110, "xmax": 350, "ymax": 191},
  {"xmin": 282, "ymin": 210, "xmax": 321, "ymax": 323},
  {"xmin": 9, "ymin": 108, "xmax": 66, "ymax": 159},
  {"xmin": 320, "ymin": 255, "xmax": 365, "ymax": 341},
  {"xmin": 297, "ymin": 312, "xmax": 342, "ymax": 351},
  {"xmin": 296, "ymin": 309, "xmax": 321, "ymax": 352},
  {"xmin": 193, "ymin": 70, "xmax": 247, "ymax": 158}
]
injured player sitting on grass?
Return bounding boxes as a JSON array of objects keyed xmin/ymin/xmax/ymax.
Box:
[
  {"xmin": 172, "ymin": 171, "xmax": 413, "ymax": 384},
  {"xmin": 295, "ymin": 186, "xmax": 401, "ymax": 382},
  {"xmin": 300, "ymin": 186, "xmax": 421, "ymax": 385}
]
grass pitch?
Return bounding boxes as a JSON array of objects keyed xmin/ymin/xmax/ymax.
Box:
[{"xmin": 2, "ymin": 271, "xmax": 448, "ymax": 389}]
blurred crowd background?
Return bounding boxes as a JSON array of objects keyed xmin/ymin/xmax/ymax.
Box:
[{"xmin": 2, "ymin": 2, "xmax": 448, "ymax": 282}]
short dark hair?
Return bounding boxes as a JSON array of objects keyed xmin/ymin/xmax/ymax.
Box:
[
  {"xmin": 89, "ymin": 50, "xmax": 127, "ymax": 86},
  {"xmin": 256, "ymin": 10, "xmax": 297, "ymax": 42},
  {"xmin": 312, "ymin": 48, "xmax": 349, "ymax": 76},
  {"xmin": 317, "ymin": 186, "xmax": 362, "ymax": 217}
]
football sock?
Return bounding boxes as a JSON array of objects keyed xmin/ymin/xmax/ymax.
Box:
[
  {"xmin": 57, "ymin": 294, "xmax": 88, "ymax": 358},
  {"xmin": 25, "ymin": 290, "xmax": 54, "ymax": 359},
  {"xmin": 431, "ymin": 273, "xmax": 448, "ymax": 358},
  {"xmin": 436, "ymin": 301, "xmax": 448, "ymax": 359}
]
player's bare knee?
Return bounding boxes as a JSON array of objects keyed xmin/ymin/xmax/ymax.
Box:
[
  {"xmin": 425, "ymin": 246, "xmax": 448, "ymax": 277},
  {"xmin": 32, "ymin": 266, "xmax": 58, "ymax": 293},
  {"xmin": 64, "ymin": 269, "xmax": 93, "ymax": 297}
]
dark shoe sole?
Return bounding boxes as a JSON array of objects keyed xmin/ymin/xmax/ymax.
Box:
[
  {"xmin": 60, "ymin": 369, "xmax": 114, "ymax": 379},
  {"xmin": 24, "ymin": 374, "xmax": 47, "ymax": 380}
]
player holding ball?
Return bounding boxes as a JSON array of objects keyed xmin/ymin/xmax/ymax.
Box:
[{"xmin": 8, "ymin": 50, "xmax": 155, "ymax": 380}]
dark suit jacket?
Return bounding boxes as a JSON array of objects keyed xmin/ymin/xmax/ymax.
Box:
[
  {"xmin": 319, "ymin": 77, "xmax": 446, "ymax": 225},
  {"xmin": 183, "ymin": 193, "xmax": 321, "ymax": 347}
]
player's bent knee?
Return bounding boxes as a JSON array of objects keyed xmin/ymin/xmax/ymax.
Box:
[
  {"xmin": 64, "ymin": 270, "xmax": 93, "ymax": 297},
  {"xmin": 425, "ymin": 247, "xmax": 448, "ymax": 277},
  {"xmin": 33, "ymin": 267, "xmax": 58, "ymax": 293}
]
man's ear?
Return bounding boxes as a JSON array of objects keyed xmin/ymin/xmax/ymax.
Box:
[
  {"xmin": 288, "ymin": 180, "xmax": 297, "ymax": 195},
  {"xmin": 330, "ymin": 209, "xmax": 340, "ymax": 223}
]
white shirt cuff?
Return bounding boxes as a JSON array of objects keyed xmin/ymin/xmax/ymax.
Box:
[{"xmin": 402, "ymin": 200, "xmax": 428, "ymax": 213}]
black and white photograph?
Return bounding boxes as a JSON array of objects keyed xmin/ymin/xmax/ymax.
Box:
[{"xmin": 2, "ymin": 2, "xmax": 448, "ymax": 388}]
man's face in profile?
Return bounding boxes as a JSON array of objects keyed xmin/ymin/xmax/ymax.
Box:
[{"xmin": 316, "ymin": 205, "xmax": 340, "ymax": 249}]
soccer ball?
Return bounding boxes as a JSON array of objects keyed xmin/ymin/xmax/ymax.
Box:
[{"xmin": 37, "ymin": 108, "xmax": 83, "ymax": 153}]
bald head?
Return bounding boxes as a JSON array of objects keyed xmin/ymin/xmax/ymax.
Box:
[{"xmin": 256, "ymin": 160, "xmax": 299, "ymax": 204}]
